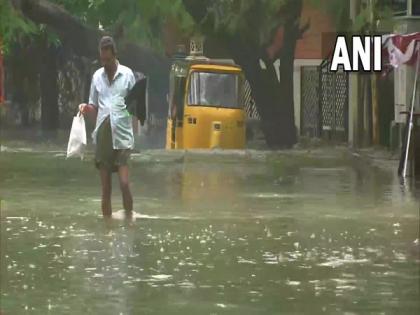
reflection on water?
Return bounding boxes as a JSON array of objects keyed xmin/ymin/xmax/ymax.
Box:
[{"xmin": 0, "ymin": 150, "xmax": 419, "ymax": 314}]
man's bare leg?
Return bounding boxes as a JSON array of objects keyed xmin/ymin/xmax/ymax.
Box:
[
  {"xmin": 118, "ymin": 165, "xmax": 133, "ymax": 216},
  {"xmin": 100, "ymin": 168, "xmax": 112, "ymax": 217}
]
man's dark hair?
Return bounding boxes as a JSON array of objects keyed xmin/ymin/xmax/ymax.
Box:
[{"xmin": 99, "ymin": 36, "xmax": 117, "ymax": 55}]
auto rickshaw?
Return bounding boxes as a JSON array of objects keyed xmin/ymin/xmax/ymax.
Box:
[{"xmin": 166, "ymin": 41, "xmax": 246, "ymax": 149}]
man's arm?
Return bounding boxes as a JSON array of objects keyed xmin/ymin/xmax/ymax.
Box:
[
  {"xmin": 129, "ymin": 70, "xmax": 137, "ymax": 90},
  {"xmin": 79, "ymin": 75, "xmax": 98, "ymax": 118}
]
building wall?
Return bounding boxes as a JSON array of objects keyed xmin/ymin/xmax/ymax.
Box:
[
  {"xmin": 295, "ymin": 0, "xmax": 337, "ymax": 60},
  {"xmin": 293, "ymin": 0, "xmax": 337, "ymax": 134}
]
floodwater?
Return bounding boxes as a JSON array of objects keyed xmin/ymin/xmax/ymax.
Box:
[{"xmin": 0, "ymin": 149, "xmax": 419, "ymax": 314}]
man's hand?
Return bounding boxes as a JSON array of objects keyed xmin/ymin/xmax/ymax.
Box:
[
  {"xmin": 79, "ymin": 103, "xmax": 95, "ymax": 115},
  {"xmin": 79, "ymin": 103, "xmax": 88, "ymax": 114}
]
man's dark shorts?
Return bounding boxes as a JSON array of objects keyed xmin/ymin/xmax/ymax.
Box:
[{"xmin": 95, "ymin": 116, "xmax": 131, "ymax": 173}]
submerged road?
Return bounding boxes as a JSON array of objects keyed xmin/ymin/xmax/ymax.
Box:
[{"xmin": 0, "ymin": 149, "xmax": 419, "ymax": 314}]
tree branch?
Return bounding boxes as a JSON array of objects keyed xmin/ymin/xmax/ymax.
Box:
[
  {"xmin": 10, "ymin": 0, "xmax": 171, "ymax": 114},
  {"xmin": 299, "ymin": 19, "xmax": 311, "ymax": 39},
  {"xmin": 10, "ymin": 0, "xmax": 170, "ymax": 77}
]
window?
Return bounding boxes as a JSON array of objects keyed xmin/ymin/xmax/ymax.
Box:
[
  {"xmin": 413, "ymin": 0, "xmax": 420, "ymax": 15},
  {"xmin": 392, "ymin": 0, "xmax": 408, "ymax": 15},
  {"xmin": 188, "ymin": 72, "xmax": 240, "ymax": 109},
  {"xmin": 381, "ymin": 0, "xmax": 420, "ymax": 16},
  {"xmin": 174, "ymin": 76, "xmax": 186, "ymax": 119},
  {"xmin": 168, "ymin": 71, "xmax": 186, "ymax": 119}
]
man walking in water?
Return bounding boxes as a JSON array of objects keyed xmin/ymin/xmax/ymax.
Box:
[{"xmin": 79, "ymin": 36, "xmax": 136, "ymax": 218}]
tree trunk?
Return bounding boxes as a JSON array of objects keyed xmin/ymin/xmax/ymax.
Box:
[
  {"xmin": 233, "ymin": 1, "xmax": 303, "ymax": 148},
  {"xmin": 242, "ymin": 54, "xmax": 284, "ymax": 147},
  {"xmin": 39, "ymin": 37, "xmax": 59, "ymax": 135},
  {"xmin": 369, "ymin": 0, "xmax": 379, "ymax": 145},
  {"xmin": 276, "ymin": 0, "xmax": 304, "ymax": 148},
  {"xmin": 183, "ymin": 0, "xmax": 303, "ymax": 148}
]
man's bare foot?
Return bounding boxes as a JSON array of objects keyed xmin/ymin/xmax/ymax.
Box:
[
  {"xmin": 103, "ymin": 215, "xmax": 114, "ymax": 234},
  {"xmin": 124, "ymin": 210, "xmax": 133, "ymax": 220}
]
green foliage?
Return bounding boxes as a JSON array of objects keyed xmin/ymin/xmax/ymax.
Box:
[
  {"xmin": 0, "ymin": 0, "xmax": 65, "ymax": 54},
  {"xmin": 311, "ymin": 0, "xmax": 394, "ymax": 33},
  {"xmin": 111, "ymin": 0, "xmax": 195, "ymax": 50},
  {"xmin": 0, "ymin": 1, "xmax": 153, "ymax": 52},
  {"xmin": 52, "ymin": 0, "xmax": 194, "ymax": 50},
  {"xmin": 351, "ymin": 1, "xmax": 394, "ymax": 32},
  {"xmin": 1, "ymin": 0, "xmax": 291, "ymax": 54},
  {"xmin": 189, "ymin": 0, "xmax": 289, "ymax": 45},
  {"xmin": 0, "ymin": 0, "xmax": 39, "ymax": 54},
  {"xmin": 0, "ymin": 0, "xmax": 400, "ymax": 56}
]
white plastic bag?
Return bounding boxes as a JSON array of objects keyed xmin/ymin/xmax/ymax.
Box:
[{"xmin": 66, "ymin": 112, "xmax": 87, "ymax": 159}]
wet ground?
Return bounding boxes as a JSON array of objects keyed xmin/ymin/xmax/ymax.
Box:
[{"xmin": 0, "ymin": 148, "xmax": 419, "ymax": 314}]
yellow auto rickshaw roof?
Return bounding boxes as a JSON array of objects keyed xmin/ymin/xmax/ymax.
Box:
[{"xmin": 190, "ymin": 63, "xmax": 242, "ymax": 73}]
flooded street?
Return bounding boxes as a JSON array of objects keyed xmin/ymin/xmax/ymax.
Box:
[{"xmin": 1, "ymin": 149, "xmax": 419, "ymax": 314}]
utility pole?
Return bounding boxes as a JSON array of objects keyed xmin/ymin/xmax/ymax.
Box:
[
  {"xmin": 349, "ymin": 0, "xmax": 362, "ymax": 147},
  {"xmin": 370, "ymin": 0, "xmax": 380, "ymax": 145}
]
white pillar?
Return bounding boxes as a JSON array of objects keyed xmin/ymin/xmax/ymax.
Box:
[
  {"xmin": 294, "ymin": 62, "xmax": 301, "ymax": 133},
  {"xmin": 407, "ymin": 0, "xmax": 413, "ymax": 16},
  {"xmin": 348, "ymin": 0, "xmax": 361, "ymax": 147}
]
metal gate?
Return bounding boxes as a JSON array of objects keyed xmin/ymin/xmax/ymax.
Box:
[
  {"xmin": 301, "ymin": 64, "xmax": 349, "ymax": 141},
  {"xmin": 244, "ymin": 79, "xmax": 260, "ymax": 120},
  {"xmin": 301, "ymin": 66, "xmax": 321, "ymax": 137},
  {"xmin": 319, "ymin": 65, "xmax": 349, "ymax": 141}
]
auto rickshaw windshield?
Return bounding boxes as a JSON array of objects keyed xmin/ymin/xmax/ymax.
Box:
[{"xmin": 188, "ymin": 71, "xmax": 240, "ymax": 109}]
